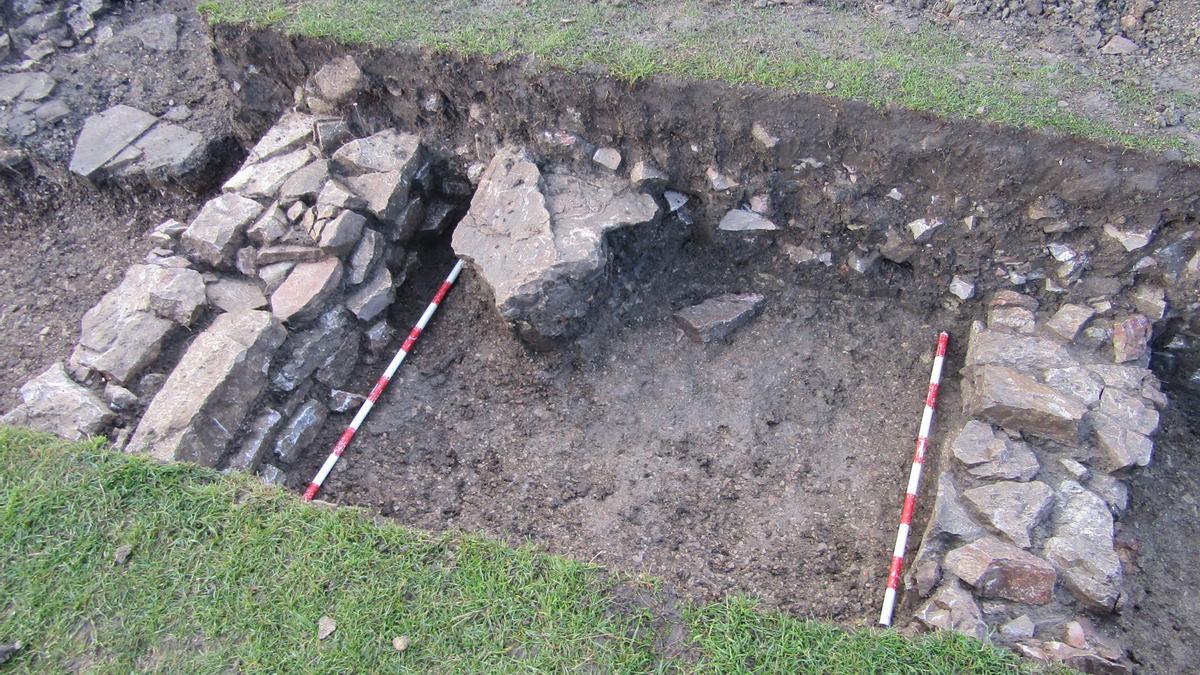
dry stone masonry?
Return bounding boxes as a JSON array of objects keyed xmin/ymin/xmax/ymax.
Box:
[{"xmin": 909, "ymin": 291, "xmax": 1165, "ymax": 673}]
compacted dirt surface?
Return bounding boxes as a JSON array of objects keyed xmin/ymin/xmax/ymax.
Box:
[{"xmin": 292, "ymin": 223, "xmax": 968, "ymax": 622}]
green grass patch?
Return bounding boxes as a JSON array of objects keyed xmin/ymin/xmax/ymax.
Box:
[
  {"xmin": 196, "ymin": 0, "xmax": 1191, "ymax": 157},
  {"xmin": 0, "ymin": 427, "xmax": 1045, "ymax": 672}
]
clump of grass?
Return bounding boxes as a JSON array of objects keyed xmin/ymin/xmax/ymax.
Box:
[{"xmin": 0, "ymin": 426, "xmax": 1041, "ymax": 672}]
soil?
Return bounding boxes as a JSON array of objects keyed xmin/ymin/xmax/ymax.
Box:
[{"xmin": 289, "ymin": 215, "xmax": 970, "ymax": 623}]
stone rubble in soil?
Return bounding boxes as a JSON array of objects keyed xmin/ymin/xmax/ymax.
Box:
[{"xmin": 2, "ymin": 50, "xmax": 1200, "ymax": 674}]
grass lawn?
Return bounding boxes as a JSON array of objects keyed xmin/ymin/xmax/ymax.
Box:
[
  {"xmin": 0, "ymin": 426, "xmax": 1042, "ymax": 672},
  {"xmin": 197, "ymin": 0, "xmax": 1194, "ymax": 156}
]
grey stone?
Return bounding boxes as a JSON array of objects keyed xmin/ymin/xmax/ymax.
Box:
[
  {"xmin": 962, "ymin": 481, "xmax": 1054, "ymax": 549},
  {"xmin": 272, "ymin": 308, "xmax": 354, "ymax": 392},
  {"xmin": 274, "ymin": 400, "xmax": 327, "ymax": 463},
  {"xmin": 879, "ymin": 229, "xmax": 916, "ymax": 263},
  {"xmin": 102, "ymin": 383, "xmax": 138, "ymax": 411},
  {"xmin": 306, "ymin": 56, "xmax": 365, "ymax": 113},
  {"xmin": 966, "ymin": 329, "xmax": 1077, "ymax": 374},
  {"xmin": 706, "ymin": 166, "xmax": 739, "ymax": 191},
  {"xmin": 963, "ymin": 365, "xmax": 1088, "ymax": 445},
  {"xmin": 944, "ymin": 536, "xmax": 1057, "ymax": 604},
  {"xmin": 673, "ymin": 293, "xmax": 765, "ymax": 343},
  {"xmin": 917, "ymin": 473, "xmax": 985, "ymax": 550},
  {"xmin": 329, "ymin": 389, "xmax": 365, "ymax": 413},
  {"xmin": 0, "ymin": 363, "xmax": 113, "ymax": 440},
  {"xmin": 1091, "ymin": 413, "xmax": 1154, "ymax": 471},
  {"xmin": 663, "ymin": 190, "xmax": 689, "ymax": 212},
  {"xmin": 1098, "ymin": 388, "xmax": 1159, "ymax": 436},
  {"xmin": 912, "ymin": 558, "xmax": 941, "ymax": 597},
  {"xmin": 418, "ymin": 201, "xmax": 458, "ymax": 238},
  {"xmin": 951, "ymin": 422, "xmax": 1040, "ymax": 481},
  {"xmin": 314, "ymin": 118, "xmax": 352, "ymax": 153},
  {"xmin": 70, "ymin": 264, "xmax": 206, "ymax": 384},
  {"xmin": 69, "ymin": 105, "xmax": 157, "ymax": 178},
  {"xmin": 181, "ymin": 193, "xmax": 264, "ymax": 268},
  {"xmin": 1090, "ymin": 473, "xmax": 1129, "ymax": 515},
  {"xmin": 67, "ymin": 7, "xmax": 95, "ymax": 37},
  {"xmin": 236, "ymin": 247, "xmax": 258, "ymax": 277},
  {"xmin": 914, "ymin": 582, "xmax": 986, "ymax": 640},
  {"xmin": 1001, "ymin": 615, "xmax": 1037, "ymax": 641},
  {"xmin": 390, "ymin": 195, "xmax": 425, "ymax": 242},
  {"xmin": 278, "ymin": 159, "xmax": 330, "ymax": 206},
  {"xmin": 751, "ymin": 122, "xmax": 779, "ymax": 149},
  {"xmin": 719, "ymin": 209, "xmax": 778, "ymax": 232},
  {"xmin": 316, "ymin": 329, "xmax": 360, "ymax": 388},
  {"xmin": 246, "ymin": 204, "xmax": 289, "ymax": 246},
  {"xmin": 452, "ymin": 147, "xmax": 659, "ymax": 345},
  {"xmin": 1131, "ymin": 285, "xmax": 1166, "ymax": 321},
  {"xmin": 316, "ymin": 180, "xmax": 367, "ymax": 214},
  {"xmin": 270, "ymin": 258, "xmax": 344, "ymax": 324},
  {"xmin": 108, "ymin": 122, "xmax": 207, "ymax": 181},
  {"xmin": 629, "ymin": 160, "xmax": 667, "ymax": 190},
  {"xmin": 223, "ymin": 147, "xmax": 313, "ymax": 201},
  {"xmin": 127, "ymin": 310, "xmax": 287, "ymax": 466},
  {"xmin": 227, "ymin": 408, "xmax": 284, "ymax": 472},
  {"xmin": 1060, "ymin": 457, "xmax": 1091, "ymax": 481},
  {"xmin": 1087, "ymin": 364, "xmax": 1151, "ymax": 393},
  {"xmin": 345, "ymin": 171, "xmax": 409, "ymax": 224},
  {"xmin": 0, "ymin": 71, "xmax": 55, "ymax": 103},
  {"xmin": 124, "ymin": 13, "xmax": 178, "ymax": 51},
  {"xmin": 310, "ymin": 210, "xmax": 365, "ymax": 256},
  {"xmin": 1027, "ymin": 195, "xmax": 1065, "ymax": 221},
  {"xmin": 1043, "ymin": 481, "xmax": 1122, "ymax": 612},
  {"xmin": 331, "ymin": 129, "xmax": 422, "ymax": 176},
  {"xmin": 257, "ymin": 245, "xmax": 324, "ymax": 267},
  {"xmin": 246, "ymin": 111, "xmax": 314, "ymax": 164},
  {"xmin": 1043, "ymin": 366, "xmax": 1103, "ymax": 407},
  {"xmin": 345, "ymin": 265, "xmax": 394, "ymax": 322},
  {"xmin": 991, "ymin": 290, "xmax": 1039, "ymax": 312},
  {"xmin": 206, "ymin": 277, "xmax": 268, "ymax": 313},
  {"xmin": 949, "ymin": 276, "xmax": 975, "ymax": 300},
  {"xmin": 990, "ymin": 306, "xmax": 1037, "ymax": 334},
  {"xmin": 592, "ymin": 147, "xmax": 621, "ymax": 171},
  {"xmin": 259, "ymin": 464, "xmax": 287, "ymax": 486},
  {"xmin": 286, "ymin": 202, "xmax": 307, "ymax": 223},
  {"xmin": 365, "ymin": 320, "xmax": 396, "ymax": 354},
  {"xmin": 33, "ymin": 99, "xmax": 69, "ymax": 123},
  {"xmin": 258, "ymin": 261, "xmax": 295, "ymax": 294},
  {"xmin": 348, "ymin": 229, "xmax": 384, "ymax": 286},
  {"xmin": 147, "ymin": 218, "xmax": 187, "ymax": 247},
  {"xmin": 907, "ymin": 218, "xmax": 943, "ymax": 243},
  {"xmin": 1100, "ymin": 35, "xmax": 1137, "ymax": 54},
  {"xmin": 1102, "ymin": 222, "xmax": 1154, "ymax": 251}
]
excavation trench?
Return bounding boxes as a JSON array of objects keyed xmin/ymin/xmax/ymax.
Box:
[{"xmin": 0, "ymin": 17, "xmax": 1198, "ymax": 673}]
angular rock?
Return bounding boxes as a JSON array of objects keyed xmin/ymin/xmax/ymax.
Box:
[
  {"xmin": 227, "ymin": 408, "xmax": 284, "ymax": 472},
  {"xmin": 1091, "ymin": 413, "xmax": 1154, "ymax": 471},
  {"xmin": 147, "ymin": 218, "xmax": 187, "ymax": 247},
  {"xmin": 306, "ymin": 56, "xmax": 366, "ymax": 113},
  {"xmin": 1060, "ymin": 457, "xmax": 1091, "ymax": 481},
  {"xmin": 127, "ymin": 310, "xmax": 287, "ymax": 466},
  {"xmin": 1090, "ymin": 474, "xmax": 1129, "ymax": 514},
  {"xmin": 345, "ymin": 265, "xmax": 395, "ymax": 322},
  {"xmin": 365, "ymin": 320, "xmax": 396, "ymax": 354},
  {"xmin": 673, "ymin": 293, "xmax": 765, "ymax": 343},
  {"xmin": 329, "ymin": 389, "xmax": 365, "ymax": 413},
  {"xmin": 316, "ymin": 180, "xmax": 367, "ymax": 214},
  {"xmin": 1043, "ymin": 366, "xmax": 1103, "ymax": 407},
  {"xmin": 314, "ymin": 118, "xmax": 352, "ymax": 154},
  {"xmin": 917, "ymin": 473, "xmax": 985, "ymax": 551},
  {"xmin": 719, "ymin": 209, "xmax": 778, "ymax": 232},
  {"xmin": 0, "ymin": 72, "xmax": 55, "ymax": 103},
  {"xmin": 629, "ymin": 160, "xmax": 667, "ymax": 190},
  {"xmin": 1086, "ymin": 364, "xmax": 1151, "ymax": 393},
  {"xmin": 246, "ymin": 204, "xmax": 289, "ymax": 246},
  {"xmin": 312, "ymin": 210, "xmax": 365, "ymax": 256},
  {"xmin": 452, "ymin": 147, "xmax": 659, "ymax": 345},
  {"xmin": 966, "ymin": 329, "xmax": 1077, "ymax": 373},
  {"xmin": 223, "ymin": 147, "xmax": 313, "ymax": 201},
  {"xmin": 181, "ymin": 194, "xmax": 264, "ymax": 268},
  {"xmin": 751, "ymin": 122, "xmax": 779, "ymax": 149},
  {"xmin": 418, "ymin": 201, "xmax": 458, "ymax": 238},
  {"xmin": 344, "ymin": 171, "xmax": 408, "ymax": 224},
  {"xmin": 125, "ymin": 13, "xmax": 178, "ymax": 50},
  {"xmin": 271, "ymin": 307, "xmax": 354, "ymax": 392},
  {"xmin": 258, "ymin": 261, "xmax": 295, "ymax": 294},
  {"xmin": 1098, "ymin": 387, "xmax": 1158, "ymax": 436},
  {"xmin": 278, "ymin": 159, "xmax": 330, "ymax": 206},
  {"xmin": 592, "ymin": 147, "xmax": 621, "ymax": 171},
  {"xmin": 69, "ymin": 105, "xmax": 157, "ymax": 178},
  {"xmin": 949, "ymin": 276, "xmax": 975, "ymax": 300},
  {"xmin": 331, "ymin": 129, "xmax": 422, "ymax": 176},
  {"xmin": 1043, "ymin": 481, "xmax": 1123, "ymax": 612},
  {"xmin": 1100, "ymin": 35, "xmax": 1137, "ymax": 54},
  {"xmin": 1131, "ymin": 286, "xmax": 1166, "ymax": 321},
  {"xmin": 103, "ymin": 383, "xmax": 138, "ymax": 411},
  {"xmin": 907, "ymin": 218, "xmax": 942, "ymax": 243},
  {"xmin": 315, "ymin": 330, "xmax": 360, "ymax": 389},
  {"xmin": 1, "ymin": 363, "xmax": 113, "ymax": 440},
  {"xmin": 914, "ymin": 582, "xmax": 986, "ymax": 640},
  {"xmin": 70, "ymin": 265, "xmax": 206, "ymax": 384},
  {"xmin": 944, "ymin": 536, "xmax": 1057, "ymax": 604},
  {"xmin": 962, "ymin": 481, "xmax": 1054, "ymax": 549},
  {"xmin": 103, "ymin": 120, "xmax": 207, "ymax": 180},
  {"xmin": 1001, "ymin": 615, "xmax": 1036, "ymax": 641},
  {"xmin": 951, "ymin": 422, "xmax": 1040, "ymax": 481},
  {"xmin": 256, "ymin": 245, "xmax": 324, "ymax": 267},
  {"xmin": 246, "ymin": 111, "xmax": 314, "ymax": 164},
  {"xmin": 273, "ymin": 400, "xmax": 327, "ymax": 463},
  {"xmin": 206, "ymin": 277, "xmax": 268, "ymax": 313},
  {"xmin": 705, "ymin": 166, "xmax": 739, "ymax": 191},
  {"xmin": 270, "ymin": 258, "xmax": 344, "ymax": 324},
  {"xmin": 348, "ymin": 228, "xmax": 385, "ymax": 285},
  {"xmin": 1111, "ymin": 314, "xmax": 1152, "ymax": 363},
  {"xmin": 990, "ymin": 306, "xmax": 1037, "ymax": 334},
  {"xmin": 963, "ymin": 365, "xmax": 1088, "ymax": 445}
]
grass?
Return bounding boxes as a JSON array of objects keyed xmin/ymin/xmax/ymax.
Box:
[
  {"xmin": 195, "ymin": 0, "xmax": 1192, "ymax": 156},
  {"xmin": 0, "ymin": 426, "xmax": 1045, "ymax": 673}
]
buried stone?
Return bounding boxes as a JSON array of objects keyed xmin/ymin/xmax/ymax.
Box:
[
  {"xmin": 962, "ymin": 481, "xmax": 1054, "ymax": 549},
  {"xmin": 944, "ymin": 536, "xmax": 1057, "ymax": 605},
  {"xmin": 673, "ymin": 293, "xmax": 766, "ymax": 343},
  {"xmin": 914, "ymin": 581, "xmax": 986, "ymax": 641},
  {"xmin": 962, "ymin": 365, "xmax": 1087, "ymax": 445},
  {"xmin": 1043, "ymin": 481, "xmax": 1123, "ymax": 612},
  {"xmin": 274, "ymin": 400, "xmax": 328, "ymax": 464},
  {"xmin": 1, "ymin": 363, "xmax": 114, "ymax": 441}
]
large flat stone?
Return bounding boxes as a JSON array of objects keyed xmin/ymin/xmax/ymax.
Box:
[
  {"xmin": 962, "ymin": 365, "xmax": 1088, "ymax": 444},
  {"xmin": 1043, "ymin": 481, "xmax": 1123, "ymax": 612},
  {"xmin": 245, "ymin": 111, "xmax": 314, "ymax": 164},
  {"xmin": 108, "ymin": 121, "xmax": 206, "ymax": 181},
  {"xmin": 673, "ymin": 293, "xmax": 766, "ymax": 343},
  {"xmin": 270, "ymin": 258, "xmax": 343, "ymax": 324},
  {"xmin": 944, "ymin": 536, "xmax": 1057, "ymax": 605},
  {"xmin": 223, "ymin": 146, "xmax": 313, "ymax": 201},
  {"xmin": 181, "ymin": 194, "xmax": 264, "ymax": 268},
  {"xmin": 126, "ymin": 310, "xmax": 287, "ymax": 467},
  {"xmin": 69, "ymin": 104, "xmax": 157, "ymax": 178},
  {"xmin": 345, "ymin": 265, "xmax": 395, "ymax": 322},
  {"xmin": 962, "ymin": 481, "xmax": 1054, "ymax": 549},
  {"xmin": 331, "ymin": 129, "xmax": 422, "ymax": 176},
  {"xmin": 452, "ymin": 146, "xmax": 659, "ymax": 345},
  {"xmin": 965, "ymin": 329, "xmax": 1078, "ymax": 373},
  {"xmin": 1, "ymin": 363, "xmax": 113, "ymax": 440},
  {"xmin": 70, "ymin": 264, "xmax": 206, "ymax": 384}
]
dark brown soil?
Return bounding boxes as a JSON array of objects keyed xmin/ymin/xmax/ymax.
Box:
[{"xmin": 289, "ymin": 222, "xmax": 969, "ymax": 623}]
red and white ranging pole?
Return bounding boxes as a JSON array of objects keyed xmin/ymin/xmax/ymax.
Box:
[
  {"xmin": 302, "ymin": 259, "xmax": 465, "ymax": 502},
  {"xmin": 879, "ymin": 331, "xmax": 949, "ymax": 627}
]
